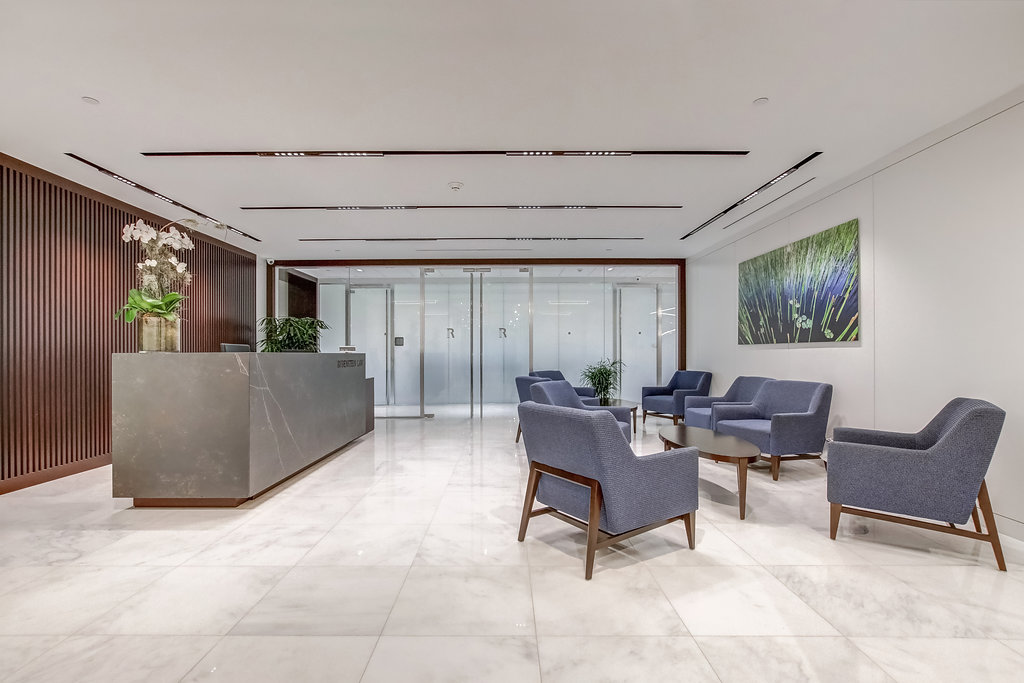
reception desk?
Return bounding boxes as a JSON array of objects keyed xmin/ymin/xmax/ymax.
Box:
[{"xmin": 112, "ymin": 352, "xmax": 372, "ymax": 506}]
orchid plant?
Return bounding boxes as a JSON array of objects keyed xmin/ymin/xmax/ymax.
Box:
[{"xmin": 115, "ymin": 219, "xmax": 197, "ymax": 323}]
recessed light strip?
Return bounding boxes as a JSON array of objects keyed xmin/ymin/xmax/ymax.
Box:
[
  {"xmin": 680, "ymin": 151, "xmax": 822, "ymax": 241},
  {"xmin": 141, "ymin": 149, "xmax": 749, "ymax": 158},
  {"xmin": 242, "ymin": 204, "xmax": 681, "ymax": 211},
  {"xmin": 64, "ymin": 153, "xmax": 260, "ymax": 242},
  {"xmin": 298, "ymin": 237, "xmax": 645, "ymax": 242}
]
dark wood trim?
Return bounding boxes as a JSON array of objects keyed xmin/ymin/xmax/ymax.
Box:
[
  {"xmin": 266, "ymin": 262, "xmax": 276, "ymax": 319},
  {"xmin": 0, "ymin": 455, "xmax": 112, "ymax": 495},
  {"xmin": 830, "ymin": 480, "xmax": 1006, "ymax": 571},
  {"xmin": 133, "ymin": 497, "xmax": 248, "ymax": 508},
  {"xmin": 0, "ymin": 153, "xmax": 256, "ymax": 259},
  {"xmin": 271, "ymin": 258, "xmax": 686, "ymax": 268},
  {"xmin": 678, "ymin": 261, "xmax": 686, "ymax": 370}
]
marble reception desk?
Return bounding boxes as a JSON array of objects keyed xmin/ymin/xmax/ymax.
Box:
[{"xmin": 112, "ymin": 352, "xmax": 372, "ymax": 506}]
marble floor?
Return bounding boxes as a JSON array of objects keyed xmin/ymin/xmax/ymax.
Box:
[{"xmin": 2, "ymin": 405, "xmax": 1024, "ymax": 682}]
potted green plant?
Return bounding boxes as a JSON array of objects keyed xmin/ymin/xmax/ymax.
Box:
[
  {"xmin": 258, "ymin": 317, "xmax": 330, "ymax": 352},
  {"xmin": 580, "ymin": 358, "xmax": 625, "ymax": 405}
]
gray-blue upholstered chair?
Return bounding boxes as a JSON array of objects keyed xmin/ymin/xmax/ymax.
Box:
[
  {"xmin": 641, "ymin": 370, "xmax": 712, "ymax": 425},
  {"xmin": 514, "ymin": 375, "xmax": 551, "ymax": 443},
  {"xmin": 531, "ymin": 380, "xmax": 632, "ymax": 443},
  {"xmin": 827, "ymin": 397, "xmax": 1007, "ymax": 570},
  {"xmin": 712, "ymin": 380, "xmax": 832, "ymax": 480},
  {"xmin": 517, "ymin": 401, "xmax": 699, "ymax": 579},
  {"xmin": 530, "ymin": 370, "xmax": 599, "ymax": 404},
  {"xmin": 683, "ymin": 376, "xmax": 773, "ymax": 429}
]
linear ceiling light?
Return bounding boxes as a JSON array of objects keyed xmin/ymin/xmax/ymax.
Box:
[
  {"xmin": 680, "ymin": 152, "xmax": 821, "ymax": 241},
  {"xmin": 141, "ymin": 149, "xmax": 748, "ymax": 158},
  {"xmin": 242, "ymin": 204, "xmax": 681, "ymax": 211},
  {"xmin": 64, "ymin": 153, "xmax": 260, "ymax": 242},
  {"xmin": 298, "ymin": 237, "xmax": 644, "ymax": 242}
]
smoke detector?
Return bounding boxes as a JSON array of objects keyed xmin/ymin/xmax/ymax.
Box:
[{"xmin": 448, "ymin": 181, "xmax": 464, "ymax": 191}]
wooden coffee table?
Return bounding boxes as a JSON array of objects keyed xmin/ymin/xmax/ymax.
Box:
[
  {"xmin": 659, "ymin": 425, "xmax": 760, "ymax": 520},
  {"xmin": 601, "ymin": 398, "xmax": 638, "ymax": 433}
]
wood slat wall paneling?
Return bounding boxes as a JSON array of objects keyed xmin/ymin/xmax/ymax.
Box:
[{"xmin": 0, "ymin": 154, "xmax": 257, "ymax": 491}]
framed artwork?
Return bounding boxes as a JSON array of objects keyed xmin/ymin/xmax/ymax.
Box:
[{"xmin": 738, "ymin": 218, "xmax": 859, "ymax": 345}]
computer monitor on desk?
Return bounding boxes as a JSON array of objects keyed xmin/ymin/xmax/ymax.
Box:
[
  {"xmin": 220, "ymin": 343, "xmax": 251, "ymax": 352},
  {"xmin": 339, "ymin": 346, "xmax": 356, "ymax": 352}
]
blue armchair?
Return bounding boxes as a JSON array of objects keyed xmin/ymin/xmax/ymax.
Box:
[
  {"xmin": 514, "ymin": 375, "xmax": 550, "ymax": 443},
  {"xmin": 641, "ymin": 370, "xmax": 712, "ymax": 425},
  {"xmin": 712, "ymin": 380, "xmax": 832, "ymax": 480},
  {"xmin": 517, "ymin": 401, "xmax": 699, "ymax": 579},
  {"xmin": 530, "ymin": 370, "xmax": 599, "ymax": 404},
  {"xmin": 531, "ymin": 380, "xmax": 632, "ymax": 443},
  {"xmin": 683, "ymin": 376, "xmax": 773, "ymax": 429},
  {"xmin": 827, "ymin": 398, "xmax": 1007, "ymax": 570}
]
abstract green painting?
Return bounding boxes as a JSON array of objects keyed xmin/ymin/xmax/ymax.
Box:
[{"xmin": 738, "ymin": 218, "xmax": 859, "ymax": 345}]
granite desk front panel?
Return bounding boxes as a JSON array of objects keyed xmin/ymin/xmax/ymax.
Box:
[{"xmin": 112, "ymin": 352, "xmax": 371, "ymax": 505}]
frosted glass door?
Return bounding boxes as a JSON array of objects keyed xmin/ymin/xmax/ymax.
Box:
[
  {"xmin": 482, "ymin": 268, "xmax": 530, "ymax": 407},
  {"xmin": 616, "ymin": 286, "xmax": 658, "ymax": 401},
  {"xmin": 349, "ymin": 287, "xmax": 389, "ymax": 405},
  {"xmin": 424, "ymin": 272, "xmax": 471, "ymax": 410}
]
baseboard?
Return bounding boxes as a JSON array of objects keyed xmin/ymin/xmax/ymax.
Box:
[
  {"xmin": 995, "ymin": 513, "xmax": 1024, "ymax": 542},
  {"xmin": 0, "ymin": 454, "xmax": 112, "ymax": 495}
]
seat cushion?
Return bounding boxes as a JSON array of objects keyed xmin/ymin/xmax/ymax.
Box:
[
  {"xmin": 684, "ymin": 407, "xmax": 713, "ymax": 430},
  {"xmin": 643, "ymin": 395, "xmax": 676, "ymax": 415},
  {"xmin": 715, "ymin": 419, "xmax": 771, "ymax": 452},
  {"xmin": 581, "ymin": 396, "xmax": 601, "ymax": 406}
]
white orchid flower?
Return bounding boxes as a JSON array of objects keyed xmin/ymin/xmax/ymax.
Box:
[
  {"xmin": 168, "ymin": 255, "xmax": 179, "ymax": 265},
  {"xmin": 145, "ymin": 259, "xmax": 158, "ymax": 267},
  {"xmin": 176, "ymin": 262, "xmax": 187, "ymax": 273}
]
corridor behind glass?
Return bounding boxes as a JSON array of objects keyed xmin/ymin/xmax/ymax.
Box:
[{"xmin": 276, "ymin": 264, "xmax": 679, "ymax": 417}]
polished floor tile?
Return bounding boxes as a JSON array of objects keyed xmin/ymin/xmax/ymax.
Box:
[
  {"xmin": 182, "ymin": 635, "xmax": 376, "ymax": 682},
  {"xmin": 696, "ymin": 636, "xmax": 893, "ymax": 682},
  {"xmin": 651, "ymin": 565, "xmax": 839, "ymax": 636},
  {"xmin": 5, "ymin": 635, "xmax": 218, "ymax": 683},
  {"xmin": 384, "ymin": 566, "xmax": 535, "ymax": 636},
  {"xmin": 3, "ymin": 406, "xmax": 1024, "ymax": 681},
  {"xmin": 82, "ymin": 566, "xmax": 285, "ymax": 635},
  {"xmin": 362, "ymin": 636, "xmax": 540, "ymax": 683},
  {"xmin": 538, "ymin": 635, "xmax": 718, "ymax": 682},
  {"xmin": 851, "ymin": 637, "xmax": 1024, "ymax": 682},
  {"xmin": 232, "ymin": 566, "xmax": 408, "ymax": 636}
]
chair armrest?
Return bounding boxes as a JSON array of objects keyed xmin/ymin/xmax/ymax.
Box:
[
  {"xmin": 573, "ymin": 386, "xmax": 597, "ymax": 398},
  {"xmin": 833, "ymin": 426, "xmax": 918, "ymax": 449},
  {"xmin": 712, "ymin": 403, "xmax": 761, "ymax": 423},
  {"xmin": 580, "ymin": 396, "xmax": 601, "ymax": 406},
  {"xmin": 635, "ymin": 447, "xmax": 700, "ymax": 506},
  {"xmin": 584, "ymin": 405, "xmax": 632, "ymax": 423},
  {"xmin": 642, "ymin": 385, "xmax": 670, "ymax": 399},
  {"xmin": 827, "ymin": 440, "xmax": 934, "ymax": 505},
  {"xmin": 684, "ymin": 394, "xmax": 727, "ymax": 410}
]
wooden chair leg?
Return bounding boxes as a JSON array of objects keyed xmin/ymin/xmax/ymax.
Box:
[
  {"xmin": 829, "ymin": 502, "xmax": 842, "ymax": 540},
  {"xmin": 672, "ymin": 415, "xmax": 679, "ymax": 425},
  {"xmin": 584, "ymin": 483, "xmax": 603, "ymax": 580},
  {"xmin": 977, "ymin": 480, "xmax": 1006, "ymax": 571},
  {"xmin": 683, "ymin": 512, "xmax": 695, "ymax": 549},
  {"xmin": 515, "ymin": 423, "xmax": 522, "ymax": 443},
  {"xmin": 971, "ymin": 506, "xmax": 982, "ymax": 533},
  {"xmin": 770, "ymin": 455, "xmax": 781, "ymax": 481},
  {"xmin": 642, "ymin": 410, "xmax": 647, "ymax": 424},
  {"xmin": 518, "ymin": 464, "xmax": 541, "ymax": 542}
]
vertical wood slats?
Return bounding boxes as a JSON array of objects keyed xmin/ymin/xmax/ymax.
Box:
[{"xmin": 0, "ymin": 156, "xmax": 256, "ymax": 485}]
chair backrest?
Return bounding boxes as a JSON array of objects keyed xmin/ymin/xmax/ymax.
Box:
[
  {"xmin": 515, "ymin": 375, "xmax": 550, "ymax": 403},
  {"xmin": 531, "ymin": 370, "xmax": 567, "ymax": 382},
  {"xmin": 530, "ymin": 380, "xmax": 585, "ymax": 409},
  {"xmin": 916, "ymin": 398, "xmax": 1006, "ymax": 455},
  {"xmin": 669, "ymin": 370, "xmax": 712, "ymax": 393},
  {"xmin": 726, "ymin": 376, "xmax": 773, "ymax": 402},
  {"xmin": 220, "ymin": 343, "xmax": 251, "ymax": 352},
  {"xmin": 752, "ymin": 380, "xmax": 832, "ymax": 417}
]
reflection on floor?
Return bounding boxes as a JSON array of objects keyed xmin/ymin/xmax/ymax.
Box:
[{"xmin": 2, "ymin": 405, "xmax": 1024, "ymax": 682}]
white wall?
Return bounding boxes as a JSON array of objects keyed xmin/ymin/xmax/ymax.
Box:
[{"xmin": 687, "ymin": 98, "xmax": 1024, "ymax": 536}]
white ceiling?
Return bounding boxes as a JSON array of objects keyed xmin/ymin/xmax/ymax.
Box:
[{"xmin": 2, "ymin": 0, "xmax": 1024, "ymax": 260}]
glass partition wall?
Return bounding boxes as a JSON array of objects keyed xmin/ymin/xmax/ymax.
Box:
[{"xmin": 289, "ymin": 265, "xmax": 679, "ymax": 417}]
